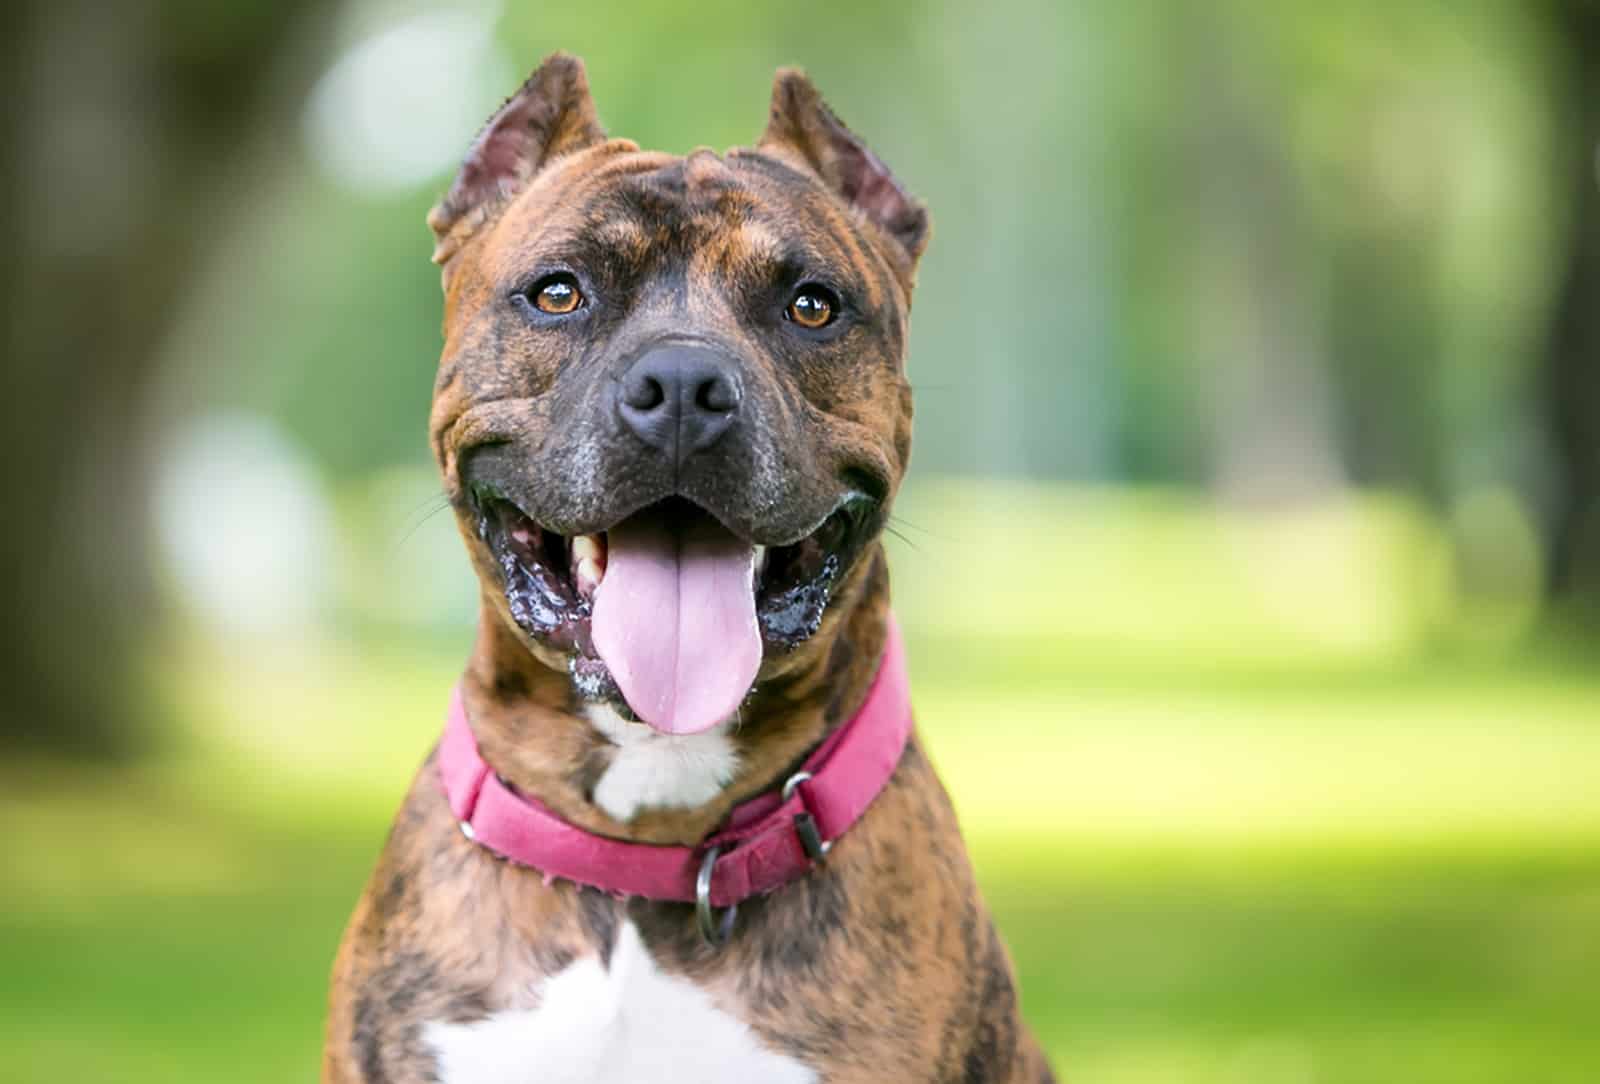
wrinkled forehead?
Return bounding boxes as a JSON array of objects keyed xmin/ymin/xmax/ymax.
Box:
[{"xmin": 480, "ymin": 147, "xmax": 894, "ymax": 306}]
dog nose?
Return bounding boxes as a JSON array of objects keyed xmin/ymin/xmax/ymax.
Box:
[{"xmin": 617, "ymin": 343, "xmax": 743, "ymax": 460}]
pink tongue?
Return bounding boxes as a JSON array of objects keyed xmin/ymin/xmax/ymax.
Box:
[{"xmin": 591, "ymin": 508, "xmax": 762, "ymax": 735}]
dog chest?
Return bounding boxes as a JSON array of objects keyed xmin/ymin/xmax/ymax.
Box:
[{"xmin": 422, "ymin": 920, "xmax": 815, "ymax": 1084}]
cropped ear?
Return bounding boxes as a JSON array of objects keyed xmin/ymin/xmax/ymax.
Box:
[
  {"xmin": 428, "ymin": 52, "xmax": 607, "ymax": 263},
  {"xmin": 758, "ymin": 69, "xmax": 929, "ymax": 265}
]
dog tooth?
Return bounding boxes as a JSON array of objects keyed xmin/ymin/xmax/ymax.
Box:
[
  {"xmin": 576, "ymin": 556, "xmax": 604, "ymax": 598},
  {"xmin": 571, "ymin": 534, "xmax": 603, "ymax": 563},
  {"xmin": 753, "ymin": 544, "xmax": 767, "ymax": 576}
]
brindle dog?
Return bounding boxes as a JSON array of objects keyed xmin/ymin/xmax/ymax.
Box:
[{"xmin": 324, "ymin": 53, "xmax": 1053, "ymax": 1083}]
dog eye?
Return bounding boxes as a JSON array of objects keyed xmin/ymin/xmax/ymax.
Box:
[
  {"xmin": 529, "ymin": 273, "xmax": 583, "ymax": 315},
  {"xmin": 785, "ymin": 285, "xmax": 838, "ymax": 330}
]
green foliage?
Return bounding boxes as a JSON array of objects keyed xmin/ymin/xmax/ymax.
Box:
[{"xmin": 201, "ymin": 1, "xmax": 1561, "ymax": 492}]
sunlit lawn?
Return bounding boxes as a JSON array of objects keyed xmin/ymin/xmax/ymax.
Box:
[{"xmin": 3, "ymin": 482, "xmax": 1597, "ymax": 1082}]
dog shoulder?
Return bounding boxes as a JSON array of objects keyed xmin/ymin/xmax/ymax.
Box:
[{"xmin": 323, "ymin": 752, "xmax": 537, "ymax": 1082}]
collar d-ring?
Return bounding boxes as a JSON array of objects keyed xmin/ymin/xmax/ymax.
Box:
[{"xmin": 696, "ymin": 844, "xmax": 738, "ymax": 946}]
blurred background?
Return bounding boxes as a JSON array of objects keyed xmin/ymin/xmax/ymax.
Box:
[{"xmin": 3, "ymin": 0, "xmax": 1598, "ymax": 1080}]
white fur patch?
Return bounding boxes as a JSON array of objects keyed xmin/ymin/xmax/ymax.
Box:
[
  {"xmin": 424, "ymin": 921, "xmax": 814, "ymax": 1084},
  {"xmin": 586, "ymin": 704, "xmax": 739, "ymax": 823}
]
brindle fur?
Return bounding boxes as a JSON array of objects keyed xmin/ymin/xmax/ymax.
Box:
[{"xmin": 324, "ymin": 53, "xmax": 1053, "ymax": 1083}]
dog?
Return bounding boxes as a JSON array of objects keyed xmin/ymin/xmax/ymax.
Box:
[{"xmin": 323, "ymin": 52, "xmax": 1053, "ymax": 1083}]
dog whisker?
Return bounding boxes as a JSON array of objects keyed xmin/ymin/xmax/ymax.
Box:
[
  {"xmin": 882, "ymin": 522, "xmax": 921, "ymax": 552},
  {"xmin": 389, "ymin": 492, "xmax": 454, "ymax": 557}
]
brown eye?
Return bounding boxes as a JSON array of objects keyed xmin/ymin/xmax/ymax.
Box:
[
  {"xmin": 531, "ymin": 274, "xmax": 582, "ymax": 315},
  {"xmin": 786, "ymin": 286, "xmax": 837, "ymax": 329}
]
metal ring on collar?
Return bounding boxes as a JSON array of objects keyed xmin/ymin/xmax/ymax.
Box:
[
  {"xmin": 695, "ymin": 844, "xmax": 737, "ymax": 946},
  {"xmin": 781, "ymin": 770, "xmax": 813, "ymax": 802}
]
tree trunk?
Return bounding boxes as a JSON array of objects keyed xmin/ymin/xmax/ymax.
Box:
[
  {"xmin": 0, "ymin": 0, "xmax": 320, "ymax": 755},
  {"xmin": 1543, "ymin": 0, "xmax": 1600, "ymax": 615}
]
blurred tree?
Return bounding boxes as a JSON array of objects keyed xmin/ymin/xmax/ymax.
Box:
[
  {"xmin": 0, "ymin": 0, "xmax": 322, "ymax": 755},
  {"xmin": 1175, "ymin": 6, "xmax": 1344, "ymax": 505},
  {"xmin": 1542, "ymin": 0, "xmax": 1600, "ymax": 615}
]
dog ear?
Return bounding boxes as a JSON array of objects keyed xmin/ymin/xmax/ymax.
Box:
[
  {"xmin": 758, "ymin": 69, "xmax": 929, "ymax": 265},
  {"xmin": 428, "ymin": 52, "xmax": 607, "ymax": 264}
]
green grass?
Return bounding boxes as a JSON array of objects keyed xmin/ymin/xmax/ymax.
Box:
[
  {"xmin": 3, "ymin": 763, "xmax": 1596, "ymax": 1084},
  {"xmin": 4, "ymin": 481, "xmax": 1598, "ymax": 1082},
  {"xmin": 6, "ymin": 650, "xmax": 1597, "ymax": 1084},
  {"xmin": 992, "ymin": 854, "xmax": 1600, "ymax": 1083}
]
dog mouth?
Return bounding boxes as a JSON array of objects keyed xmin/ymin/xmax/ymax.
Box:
[{"xmin": 472, "ymin": 491, "xmax": 870, "ymax": 733}]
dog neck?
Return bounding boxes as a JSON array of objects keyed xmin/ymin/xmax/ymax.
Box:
[{"xmin": 456, "ymin": 547, "xmax": 892, "ymax": 846}]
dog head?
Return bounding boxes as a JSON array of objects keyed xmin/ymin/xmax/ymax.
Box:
[{"xmin": 428, "ymin": 53, "xmax": 926, "ymax": 735}]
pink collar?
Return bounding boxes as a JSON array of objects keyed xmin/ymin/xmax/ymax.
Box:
[{"xmin": 439, "ymin": 617, "xmax": 912, "ymax": 938}]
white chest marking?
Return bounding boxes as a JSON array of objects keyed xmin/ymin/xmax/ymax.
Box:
[
  {"xmin": 423, "ymin": 921, "xmax": 815, "ymax": 1084},
  {"xmin": 586, "ymin": 704, "xmax": 739, "ymax": 823}
]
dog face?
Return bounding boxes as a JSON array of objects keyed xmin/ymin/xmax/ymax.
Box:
[{"xmin": 428, "ymin": 54, "xmax": 927, "ymax": 735}]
